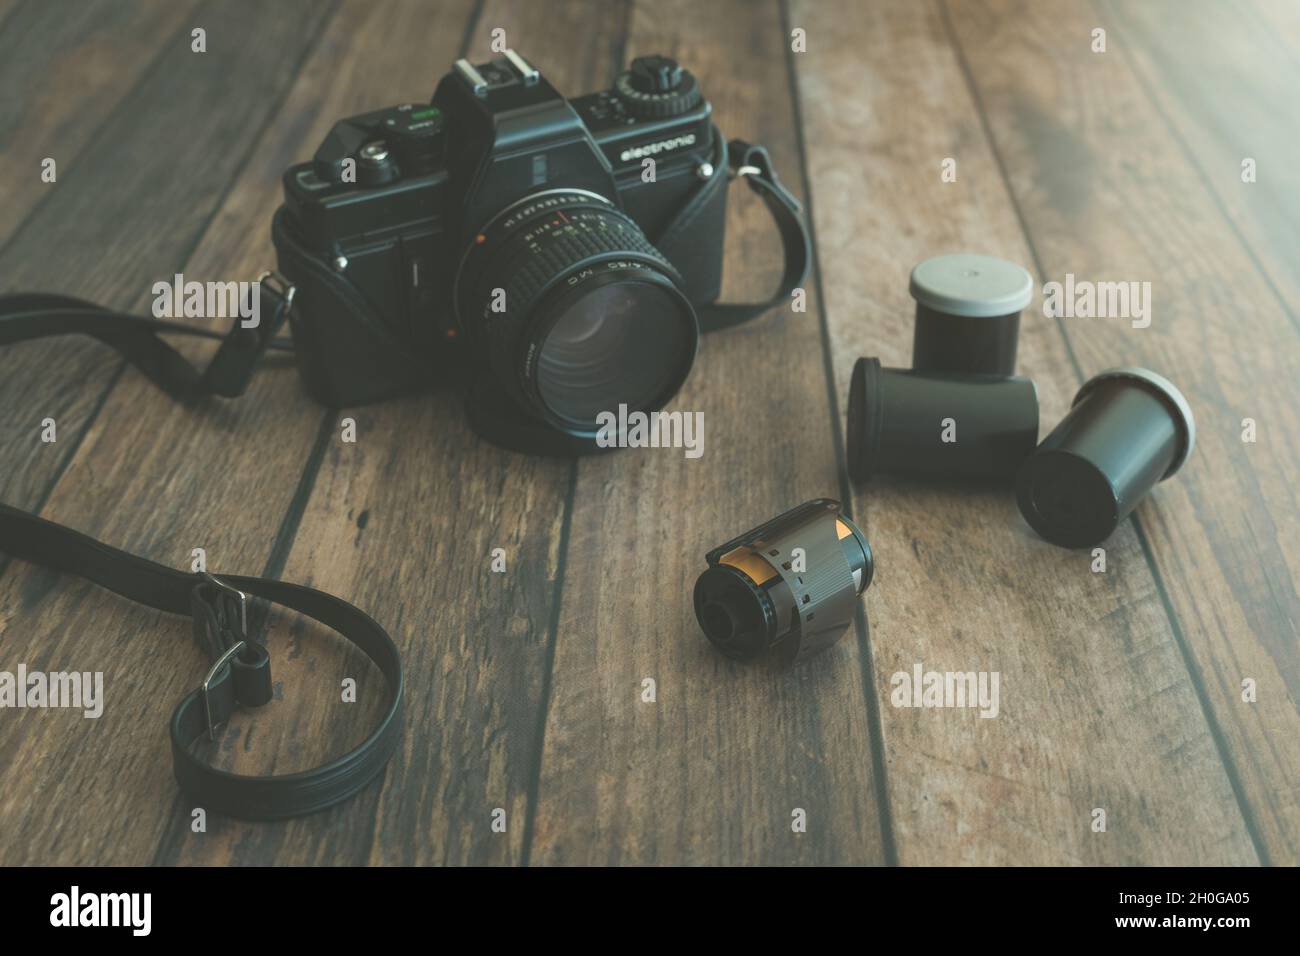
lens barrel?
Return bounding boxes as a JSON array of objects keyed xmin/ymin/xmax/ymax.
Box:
[{"xmin": 455, "ymin": 190, "xmax": 698, "ymax": 436}]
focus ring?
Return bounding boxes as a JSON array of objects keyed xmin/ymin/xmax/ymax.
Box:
[
  {"xmin": 453, "ymin": 190, "xmax": 699, "ymax": 435},
  {"xmin": 469, "ymin": 209, "xmax": 676, "ymax": 357},
  {"xmin": 502, "ymin": 216, "xmax": 671, "ymax": 318}
]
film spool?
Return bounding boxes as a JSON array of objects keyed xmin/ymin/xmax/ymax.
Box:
[{"xmin": 693, "ymin": 499, "xmax": 872, "ymax": 664}]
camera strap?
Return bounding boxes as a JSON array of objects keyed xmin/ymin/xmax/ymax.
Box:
[
  {"xmin": 0, "ymin": 276, "xmax": 297, "ymax": 404},
  {"xmin": 0, "ymin": 281, "xmax": 405, "ymax": 820},
  {"xmin": 0, "ymin": 128, "xmax": 805, "ymax": 817},
  {"xmin": 655, "ymin": 131, "xmax": 812, "ymax": 333}
]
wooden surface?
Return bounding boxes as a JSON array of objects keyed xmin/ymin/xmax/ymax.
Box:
[{"xmin": 0, "ymin": 0, "xmax": 1295, "ymax": 865}]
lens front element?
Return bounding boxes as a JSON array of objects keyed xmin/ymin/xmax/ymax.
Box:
[
  {"xmin": 456, "ymin": 191, "xmax": 698, "ymax": 436},
  {"xmin": 535, "ymin": 268, "xmax": 694, "ymax": 430}
]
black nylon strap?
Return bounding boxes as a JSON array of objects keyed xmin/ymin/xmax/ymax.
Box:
[
  {"xmin": 0, "ymin": 136, "xmax": 805, "ymax": 816},
  {"xmin": 0, "ymin": 134, "xmax": 808, "ymax": 384},
  {"xmin": 654, "ymin": 130, "xmax": 812, "ymax": 332},
  {"xmin": 0, "ymin": 502, "xmax": 404, "ymax": 820},
  {"xmin": 0, "ymin": 283, "xmax": 394, "ymax": 818},
  {"xmin": 0, "ymin": 280, "xmax": 294, "ymax": 403}
]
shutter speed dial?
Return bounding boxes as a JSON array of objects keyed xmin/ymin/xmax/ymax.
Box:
[{"xmin": 614, "ymin": 55, "xmax": 703, "ymax": 118}]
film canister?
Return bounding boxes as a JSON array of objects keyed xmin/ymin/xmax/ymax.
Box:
[
  {"xmin": 693, "ymin": 499, "xmax": 872, "ymax": 665},
  {"xmin": 1016, "ymin": 367, "xmax": 1195, "ymax": 548},
  {"xmin": 910, "ymin": 253, "xmax": 1033, "ymax": 376},
  {"xmin": 846, "ymin": 357, "xmax": 1039, "ymax": 483}
]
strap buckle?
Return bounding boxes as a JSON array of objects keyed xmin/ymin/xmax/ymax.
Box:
[
  {"xmin": 201, "ymin": 272, "xmax": 296, "ymax": 399},
  {"xmin": 190, "ymin": 572, "xmax": 251, "ymax": 740},
  {"xmin": 255, "ymin": 270, "xmax": 297, "ymax": 312},
  {"xmin": 191, "ymin": 571, "xmax": 248, "ymax": 657},
  {"xmin": 200, "ymin": 641, "xmax": 247, "ymax": 741}
]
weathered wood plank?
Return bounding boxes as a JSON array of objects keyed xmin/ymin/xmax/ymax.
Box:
[
  {"xmin": 0, "ymin": 0, "xmax": 338, "ymax": 865},
  {"xmin": 0, "ymin": 0, "xmax": 202, "ymax": 248},
  {"xmin": 528, "ymin": 0, "xmax": 887, "ymax": 866},
  {"xmin": 789, "ymin": 0, "xmax": 1259, "ymax": 864},
  {"xmin": 0, "ymin": 0, "xmax": 331, "ymax": 511},
  {"xmin": 161, "ymin": 0, "xmax": 627, "ymax": 866},
  {"xmin": 1099, "ymin": 0, "xmax": 1300, "ymax": 320},
  {"xmin": 0, "ymin": 0, "xmax": 204, "ymax": 509},
  {"xmin": 156, "ymin": 0, "xmax": 487, "ymax": 865},
  {"xmin": 2, "ymin": 0, "xmax": 1290, "ymax": 868},
  {"xmin": 946, "ymin": 0, "xmax": 1298, "ymax": 865}
]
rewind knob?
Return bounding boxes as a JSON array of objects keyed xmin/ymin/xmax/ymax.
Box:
[{"xmin": 614, "ymin": 54, "xmax": 703, "ymax": 118}]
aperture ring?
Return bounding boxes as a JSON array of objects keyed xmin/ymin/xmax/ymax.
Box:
[
  {"xmin": 501, "ymin": 218, "xmax": 673, "ymax": 321},
  {"xmin": 453, "ymin": 189, "xmax": 698, "ymax": 435},
  {"xmin": 465, "ymin": 209, "xmax": 674, "ymax": 325},
  {"xmin": 463, "ymin": 207, "xmax": 680, "ymax": 363}
]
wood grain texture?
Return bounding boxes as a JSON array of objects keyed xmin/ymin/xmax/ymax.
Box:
[
  {"xmin": 0, "ymin": 0, "xmax": 330, "ymax": 511},
  {"xmin": 0, "ymin": 0, "xmax": 338, "ymax": 865},
  {"xmin": 944, "ymin": 0, "xmax": 1298, "ymax": 865},
  {"xmin": 162, "ymin": 0, "xmax": 627, "ymax": 866},
  {"xmin": 0, "ymin": 0, "xmax": 1293, "ymax": 867},
  {"xmin": 0, "ymin": 0, "xmax": 201, "ymax": 247},
  {"xmin": 1093, "ymin": 0, "xmax": 1300, "ymax": 862},
  {"xmin": 1099, "ymin": 0, "xmax": 1300, "ymax": 321},
  {"xmin": 527, "ymin": 0, "xmax": 888, "ymax": 866},
  {"xmin": 790, "ymin": 0, "xmax": 1259, "ymax": 864}
]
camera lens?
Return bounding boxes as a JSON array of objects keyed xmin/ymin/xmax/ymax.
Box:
[
  {"xmin": 456, "ymin": 190, "xmax": 698, "ymax": 435},
  {"xmin": 536, "ymin": 273, "xmax": 692, "ymax": 428}
]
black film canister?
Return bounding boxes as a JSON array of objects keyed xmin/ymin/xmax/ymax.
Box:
[
  {"xmin": 1016, "ymin": 368, "xmax": 1195, "ymax": 548},
  {"xmin": 846, "ymin": 357, "xmax": 1039, "ymax": 483},
  {"xmin": 910, "ymin": 253, "xmax": 1033, "ymax": 376},
  {"xmin": 693, "ymin": 499, "xmax": 872, "ymax": 665}
]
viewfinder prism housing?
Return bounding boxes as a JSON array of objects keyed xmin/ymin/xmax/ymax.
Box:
[{"xmin": 693, "ymin": 499, "xmax": 873, "ymax": 665}]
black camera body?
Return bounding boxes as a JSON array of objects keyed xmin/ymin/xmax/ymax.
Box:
[{"xmin": 274, "ymin": 50, "xmax": 771, "ymax": 453}]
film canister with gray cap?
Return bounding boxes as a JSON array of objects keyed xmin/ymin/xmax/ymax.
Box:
[
  {"xmin": 910, "ymin": 253, "xmax": 1034, "ymax": 376},
  {"xmin": 1016, "ymin": 368, "xmax": 1195, "ymax": 548},
  {"xmin": 847, "ymin": 357, "xmax": 1039, "ymax": 483}
]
